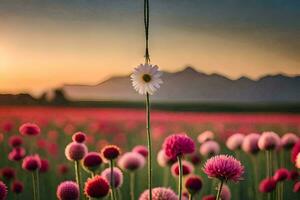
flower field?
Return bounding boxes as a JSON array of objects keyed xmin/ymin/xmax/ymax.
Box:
[{"xmin": 0, "ymin": 106, "xmax": 299, "ymax": 200}]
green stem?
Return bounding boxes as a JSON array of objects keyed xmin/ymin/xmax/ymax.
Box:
[
  {"xmin": 178, "ymin": 156, "xmax": 183, "ymax": 200},
  {"xmin": 110, "ymin": 160, "xmax": 116, "ymax": 200},
  {"xmin": 130, "ymin": 172, "xmax": 135, "ymax": 200},
  {"xmin": 216, "ymin": 180, "xmax": 224, "ymax": 200},
  {"xmin": 163, "ymin": 167, "xmax": 169, "ymax": 187},
  {"xmin": 189, "ymin": 193, "xmax": 193, "ymax": 200},
  {"xmin": 75, "ymin": 161, "xmax": 82, "ymax": 198},
  {"xmin": 146, "ymin": 92, "xmax": 152, "ymax": 200},
  {"xmin": 36, "ymin": 170, "xmax": 40, "ymax": 200},
  {"xmin": 32, "ymin": 172, "xmax": 37, "ymax": 200}
]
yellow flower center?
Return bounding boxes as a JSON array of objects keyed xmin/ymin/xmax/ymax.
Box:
[{"xmin": 142, "ymin": 74, "xmax": 152, "ymax": 83}]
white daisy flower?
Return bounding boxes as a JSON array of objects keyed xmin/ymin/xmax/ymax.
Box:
[{"xmin": 131, "ymin": 64, "xmax": 163, "ymax": 95}]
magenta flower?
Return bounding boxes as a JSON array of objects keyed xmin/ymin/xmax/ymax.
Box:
[
  {"xmin": 202, "ymin": 195, "xmax": 216, "ymax": 200},
  {"xmin": 72, "ymin": 132, "xmax": 86, "ymax": 143},
  {"xmin": 171, "ymin": 160, "xmax": 194, "ymax": 177},
  {"xmin": 118, "ymin": 152, "xmax": 145, "ymax": 171},
  {"xmin": 242, "ymin": 133, "xmax": 260, "ymax": 154},
  {"xmin": 163, "ymin": 133, "xmax": 195, "ymax": 159},
  {"xmin": 82, "ymin": 152, "xmax": 103, "ymax": 174},
  {"xmin": 65, "ymin": 142, "xmax": 88, "ymax": 161},
  {"xmin": 39, "ymin": 159, "xmax": 50, "ymax": 173},
  {"xmin": 19, "ymin": 123, "xmax": 40, "ymax": 136},
  {"xmin": 22, "ymin": 154, "xmax": 42, "ymax": 172},
  {"xmin": 185, "ymin": 175, "xmax": 202, "ymax": 195},
  {"xmin": 291, "ymin": 140, "xmax": 300, "ymax": 163},
  {"xmin": 203, "ymin": 155, "xmax": 244, "ymax": 182},
  {"xmin": 84, "ymin": 176, "xmax": 110, "ymax": 199},
  {"xmin": 226, "ymin": 133, "xmax": 244, "ymax": 151},
  {"xmin": 273, "ymin": 168, "xmax": 289, "ymax": 182},
  {"xmin": 101, "ymin": 145, "xmax": 121, "ymax": 161},
  {"xmin": 220, "ymin": 184, "xmax": 231, "ymax": 200},
  {"xmin": 8, "ymin": 147, "xmax": 26, "ymax": 161},
  {"xmin": 1, "ymin": 167, "xmax": 16, "ymax": 181},
  {"xmin": 288, "ymin": 170, "xmax": 299, "ymax": 181},
  {"xmin": 259, "ymin": 178, "xmax": 276, "ymax": 193},
  {"xmin": 0, "ymin": 181, "xmax": 7, "ymax": 200},
  {"xmin": 138, "ymin": 187, "xmax": 178, "ymax": 200},
  {"xmin": 11, "ymin": 180, "xmax": 23, "ymax": 194},
  {"xmin": 132, "ymin": 145, "xmax": 148, "ymax": 158},
  {"xmin": 8, "ymin": 136, "xmax": 23, "ymax": 148},
  {"xmin": 56, "ymin": 181, "xmax": 79, "ymax": 200},
  {"xmin": 101, "ymin": 167, "xmax": 123, "ymax": 189},
  {"xmin": 293, "ymin": 181, "xmax": 300, "ymax": 192}
]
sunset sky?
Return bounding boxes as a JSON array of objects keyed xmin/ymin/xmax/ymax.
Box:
[{"xmin": 0, "ymin": 0, "xmax": 299, "ymax": 95}]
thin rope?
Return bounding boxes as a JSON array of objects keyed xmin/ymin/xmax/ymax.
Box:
[{"xmin": 144, "ymin": 0, "xmax": 150, "ymax": 64}]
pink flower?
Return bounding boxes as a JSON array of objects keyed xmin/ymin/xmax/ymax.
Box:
[
  {"xmin": 65, "ymin": 142, "xmax": 88, "ymax": 161},
  {"xmin": 0, "ymin": 167, "xmax": 16, "ymax": 181},
  {"xmin": 185, "ymin": 175, "xmax": 202, "ymax": 195},
  {"xmin": 288, "ymin": 170, "xmax": 299, "ymax": 181},
  {"xmin": 39, "ymin": 159, "xmax": 50, "ymax": 173},
  {"xmin": 56, "ymin": 181, "xmax": 79, "ymax": 200},
  {"xmin": 188, "ymin": 153, "xmax": 201, "ymax": 166},
  {"xmin": 82, "ymin": 152, "xmax": 103, "ymax": 173},
  {"xmin": 19, "ymin": 123, "xmax": 40, "ymax": 136},
  {"xmin": 22, "ymin": 154, "xmax": 41, "ymax": 172},
  {"xmin": 291, "ymin": 140, "xmax": 300, "ymax": 163},
  {"xmin": 171, "ymin": 160, "xmax": 194, "ymax": 177},
  {"xmin": 156, "ymin": 149, "xmax": 176, "ymax": 167},
  {"xmin": 199, "ymin": 141, "xmax": 220, "ymax": 157},
  {"xmin": 258, "ymin": 131, "xmax": 280, "ymax": 151},
  {"xmin": 11, "ymin": 180, "xmax": 23, "ymax": 194},
  {"xmin": 8, "ymin": 136, "xmax": 23, "ymax": 148},
  {"xmin": 132, "ymin": 145, "xmax": 148, "ymax": 158},
  {"xmin": 72, "ymin": 132, "xmax": 86, "ymax": 143},
  {"xmin": 242, "ymin": 133, "xmax": 260, "ymax": 154},
  {"xmin": 163, "ymin": 133, "xmax": 195, "ymax": 159},
  {"xmin": 101, "ymin": 167, "xmax": 123, "ymax": 188},
  {"xmin": 197, "ymin": 131, "xmax": 214, "ymax": 144},
  {"xmin": 273, "ymin": 168, "xmax": 289, "ymax": 182},
  {"xmin": 226, "ymin": 133, "xmax": 244, "ymax": 151},
  {"xmin": 281, "ymin": 133, "xmax": 298, "ymax": 149},
  {"xmin": 118, "ymin": 152, "xmax": 145, "ymax": 171},
  {"xmin": 8, "ymin": 147, "xmax": 26, "ymax": 161},
  {"xmin": 84, "ymin": 176, "xmax": 110, "ymax": 199},
  {"xmin": 0, "ymin": 181, "xmax": 7, "ymax": 200},
  {"xmin": 293, "ymin": 181, "xmax": 300, "ymax": 192},
  {"xmin": 203, "ymin": 155, "xmax": 244, "ymax": 182},
  {"xmin": 138, "ymin": 187, "xmax": 178, "ymax": 200},
  {"xmin": 220, "ymin": 184, "xmax": 231, "ymax": 200},
  {"xmin": 259, "ymin": 178, "xmax": 276, "ymax": 193}
]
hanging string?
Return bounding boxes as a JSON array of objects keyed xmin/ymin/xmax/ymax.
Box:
[{"xmin": 144, "ymin": 0, "xmax": 150, "ymax": 64}]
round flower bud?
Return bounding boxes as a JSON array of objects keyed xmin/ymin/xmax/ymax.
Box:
[
  {"xmin": 101, "ymin": 145, "xmax": 121, "ymax": 161},
  {"xmin": 22, "ymin": 155, "xmax": 41, "ymax": 172},
  {"xmin": 65, "ymin": 142, "xmax": 88, "ymax": 161},
  {"xmin": 56, "ymin": 181, "xmax": 79, "ymax": 200},
  {"xmin": 82, "ymin": 152, "xmax": 102, "ymax": 173}
]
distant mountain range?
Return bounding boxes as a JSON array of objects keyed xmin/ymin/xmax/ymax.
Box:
[{"xmin": 62, "ymin": 66, "xmax": 300, "ymax": 103}]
